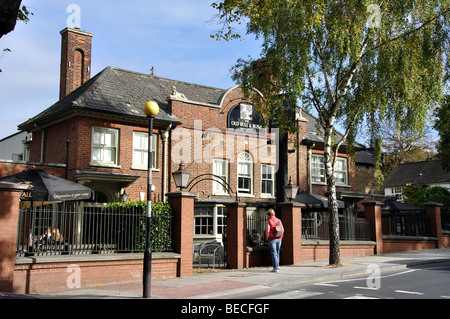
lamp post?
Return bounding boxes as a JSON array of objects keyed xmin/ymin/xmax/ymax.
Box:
[
  {"xmin": 283, "ymin": 176, "xmax": 299, "ymax": 202},
  {"xmin": 142, "ymin": 100, "xmax": 159, "ymax": 298}
]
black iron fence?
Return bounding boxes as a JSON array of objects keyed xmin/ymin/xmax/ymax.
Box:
[
  {"xmin": 382, "ymin": 213, "xmax": 431, "ymax": 237},
  {"xmin": 442, "ymin": 213, "xmax": 450, "ymax": 232},
  {"xmin": 302, "ymin": 216, "xmax": 371, "ymax": 241},
  {"xmin": 246, "ymin": 214, "xmax": 268, "ymax": 246},
  {"xmin": 246, "ymin": 213, "xmax": 371, "ymax": 243},
  {"xmin": 16, "ymin": 202, "xmax": 173, "ymax": 257}
]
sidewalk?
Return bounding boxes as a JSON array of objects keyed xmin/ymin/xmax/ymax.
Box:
[{"xmin": 4, "ymin": 248, "xmax": 450, "ymax": 299}]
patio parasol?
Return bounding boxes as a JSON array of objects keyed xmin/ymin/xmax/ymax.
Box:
[
  {"xmin": 294, "ymin": 191, "xmax": 345, "ymax": 210},
  {"xmin": 0, "ymin": 169, "xmax": 94, "ymax": 202}
]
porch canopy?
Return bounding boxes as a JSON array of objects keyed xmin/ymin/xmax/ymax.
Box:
[
  {"xmin": 0, "ymin": 169, "xmax": 94, "ymax": 202},
  {"xmin": 294, "ymin": 191, "xmax": 345, "ymax": 210}
]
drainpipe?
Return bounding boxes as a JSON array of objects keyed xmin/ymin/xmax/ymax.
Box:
[
  {"xmin": 34, "ymin": 124, "xmax": 46, "ymax": 163},
  {"xmin": 307, "ymin": 143, "xmax": 315, "ymax": 193},
  {"xmin": 161, "ymin": 124, "xmax": 172, "ymax": 202},
  {"xmin": 65, "ymin": 138, "xmax": 70, "ymax": 179}
]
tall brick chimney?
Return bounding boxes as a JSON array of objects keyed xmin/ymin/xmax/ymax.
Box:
[{"xmin": 59, "ymin": 27, "xmax": 94, "ymax": 100}]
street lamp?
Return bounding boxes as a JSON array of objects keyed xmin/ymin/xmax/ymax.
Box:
[
  {"xmin": 283, "ymin": 176, "xmax": 299, "ymax": 201},
  {"xmin": 172, "ymin": 162, "xmax": 190, "ymax": 190},
  {"xmin": 142, "ymin": 100, "xmax": 159, "ymax": 299}
]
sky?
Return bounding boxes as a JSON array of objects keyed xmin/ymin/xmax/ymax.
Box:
[{"xmin": 0, "ymin": 0, "xmax": 263, "ymax": 140}]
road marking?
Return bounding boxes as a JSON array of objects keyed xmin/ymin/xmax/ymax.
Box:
[
  {"xmin": 257, "ymin": 290, "xmax": 324, "ymax": 299},
  {"xmin": 353, "ymin": 286, "xmax": 380, "ymax": 290},
  {"xmin": 345, "ymin": 295, "xmax": 380, "ymax": 299},
  {"xmin": 314, "ymin": 283, "xmax": 338, "ymax": 287},
  {"xmin": 394, "ymin": 290, "xmax": 424, "ymax": 295},
  {"xmin": 440, "ymin": 295, "xmax": 450, "ymax": 299}
]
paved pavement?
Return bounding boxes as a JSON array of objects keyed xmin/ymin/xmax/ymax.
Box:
[{"xmin": 2, "ymin": 248, "xmax": 450, "ymax": 300}]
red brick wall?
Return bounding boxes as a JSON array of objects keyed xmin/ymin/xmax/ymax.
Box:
[
  {"xmin": 226, "ymin": 203, "xmax": 247, "ymax": 269},
  {"xmin": 25, "ymin": 116, "xmax": 164, "ymax": 202},
  {"xmin": 300, "ymin": 243, "xmax": 376, "ymax": 263},
  {"xmin": 0, "ymin": 187, "xmax": 23, "ymax": 292},
  {"xmin": 13, "ymin": 257, "xmax": 178, "ymax": 294},
  {"xmin": 167, "ymin": 192, "xmax": 196, "ymax": 277}
]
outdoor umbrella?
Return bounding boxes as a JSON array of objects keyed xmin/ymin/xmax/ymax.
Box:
[
  {"xmin": 294, "ymin": 191, "xmax": 345, "ymax": 210},
  {"xmin": 0, "ymin": 169, "xmax": 94, "ymax": 202},
  {"xmin": 382, "ymin": 199, "xmax": 424, "ymax": 214}
]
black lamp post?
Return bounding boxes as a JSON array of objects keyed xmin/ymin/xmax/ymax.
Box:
[
  {"xmin": 283, "ymin": 176, "xmax": 299, "ymax": 201},
  {"xmin": 142, "ymin": 100, "xmax": 159, "ymax": 298}
]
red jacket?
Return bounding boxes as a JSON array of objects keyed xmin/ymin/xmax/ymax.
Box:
[{"xmin": 266, "ymin": 216, "xmax": 283, "ymax": 240}]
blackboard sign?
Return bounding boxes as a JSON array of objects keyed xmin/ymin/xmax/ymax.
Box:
[{"xmin": 227, "ymin": 102, "xmax": 263, "ymax": 132}]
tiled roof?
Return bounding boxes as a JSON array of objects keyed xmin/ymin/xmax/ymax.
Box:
[
  {"xmin": 19, "ymin": 66, "xmax": 227, "ymax": 130},
  {"xmin": 384, "ymin": 160, "xmax": 450, "ymax": 187}
]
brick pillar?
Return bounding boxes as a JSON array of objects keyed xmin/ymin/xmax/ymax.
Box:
[
  {"xmin": 0, "ymin": 182, "xmax": 26, "ymax": 292},
  {"xmin": 279, "ymin": 202, "xmax": 304, "ymax": 265},
  {"xmin": 424, "ymin": 202, "xmax": 443, "ymax": 248},
  {"xmin": 166, "ymin": 191, "xmax": 197, "ymax": 277},
  {"xmin": 362, "ymin": 201, "xmax": 383, "ymax": 255},
  {"xmin": 226, "ymin": 202, "xmax": 246, "ymax": 269}
]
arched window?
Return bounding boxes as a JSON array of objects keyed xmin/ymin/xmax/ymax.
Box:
[{"xmin": 237, "ymin": 151, "xmax": 253, "ymax": 194}]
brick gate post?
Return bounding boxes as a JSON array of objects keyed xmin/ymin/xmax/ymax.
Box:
[
  {"xmin": 0, "ymin": 182, "xmax": 27, "ymax": 292},
  {"xmin": 424, "ymin": 202, "xmax": 443, "ymax": 248},
  {"xmin": 166, "ymin": 191, "xmax": 197, "ymax": 277},
  {"xmin": 280, "ymin": 202, "xmax": 304, "ymax": 265},
  {"xmin": 226, "ymin": 202, "xmax": 246, "ymax": 269},
  {"xmin": 362, "ymin": 201, "xmax": 383, "ymax": 255}
]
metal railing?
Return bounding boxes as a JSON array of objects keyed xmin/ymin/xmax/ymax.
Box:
[
  {"xmin": 302, "ymin": 217, "xmax": 371, "ymax": 241},
  {"xmin": 246, "ymin": 214, "xmax": 371, "ymax": 242},
  {"xmin": 382, "ymin": 213, "xmax": 431, "ymax": 237},
  {"xmin": 442, "ymin": 213, "xmax": 450, "ymax": 232},
  {"xmin": 16, "ymin": 202, "xmax": 173, "ymax": 257},
  {"xmin": 246, "ymin": 214, "xmax": 268, "ymax": 246}
]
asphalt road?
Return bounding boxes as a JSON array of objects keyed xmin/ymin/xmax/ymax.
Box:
[{"xmin": 222, "ymin": 261, "xmax": 450, "ymax": 299}]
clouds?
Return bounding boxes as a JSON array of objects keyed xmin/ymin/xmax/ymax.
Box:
[{"xmin": 0, "ymin": 1, "xmax": 262, "ymax": 139}]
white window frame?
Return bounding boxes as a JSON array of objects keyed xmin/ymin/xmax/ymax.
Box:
[
  {"xmin": 311, "ymin": 155, "xmax": 349, "ymax": 186},
  {"xmin": 334, "ymin": 157, "xmax": 348, "ymax": 186},
  {"xmin": 311, "ymin": 155, "xmax": 326, "ymax": 184},
  {"xmin": 261, "ymin": 164, "xmax": 275, "ymax": 197},
  {"xmin": 91, "ymin": 127, "xmax": 119, "ymax": 166},
  {"xmin": 213, "ymin": 158, "xmax": 229, "ymax": 195},
  {"xmin": 237, "ymin": 151, "xmax": 253, "ymax": 195},
  {"xmin": 194, "ymin": 205, "xmax": 227, "ymax": 238},
  {"xmin": 132, "ymin": 131, "xmax": 158, "ymax": 170}
]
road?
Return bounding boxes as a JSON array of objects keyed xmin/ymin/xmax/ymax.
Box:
[{"xmin": 222, "ymin": 261, "xmax": 450, "ymax": 299}]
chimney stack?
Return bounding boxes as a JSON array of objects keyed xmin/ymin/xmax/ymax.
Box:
[{"xmin": 59, "ymin": 27, "xmax": 93, "ymax": 100}]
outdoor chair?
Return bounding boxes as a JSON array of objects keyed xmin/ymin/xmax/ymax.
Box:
[{"xmin": 198, "ymin": 243, "xmax": 222, "ymax": 269}]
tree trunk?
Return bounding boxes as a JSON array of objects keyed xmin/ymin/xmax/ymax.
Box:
[
  {"xmin": 323, "ymin": 124, "xmax": 341, "ymax": 266},
  {"xmin": 276, "ymin": 132, "xmax": 289, "ymax": 207}
]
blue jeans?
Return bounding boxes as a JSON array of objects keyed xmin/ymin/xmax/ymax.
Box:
[{"xmin": 268, "ymin": 238, "xmax": 282, "ymax": 269}]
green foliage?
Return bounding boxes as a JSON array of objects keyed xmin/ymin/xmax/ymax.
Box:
[
  {"xmin": 403, "ymin": 185, "xmax": 427, "ymax": 206},
  {"xmin": 212, "ymin": 0, "xmax": 449, "ymax": 157},
  {"xmin": 404, "ymin": 186, "xmax": 450, "ymax": 214},
  {"xmin": 102, "ymin": 201, "xmax": 173, "ymax": 252}
]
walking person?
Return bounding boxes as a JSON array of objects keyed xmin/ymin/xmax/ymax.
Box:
[{"xmin": 265, "ymin": 209, "xmax": 283, "ymax": 272}]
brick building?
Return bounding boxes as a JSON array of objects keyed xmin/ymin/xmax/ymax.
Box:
[{"xmin": 12, "ymin": 28, "xmax": 372, "ymax": 243}]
